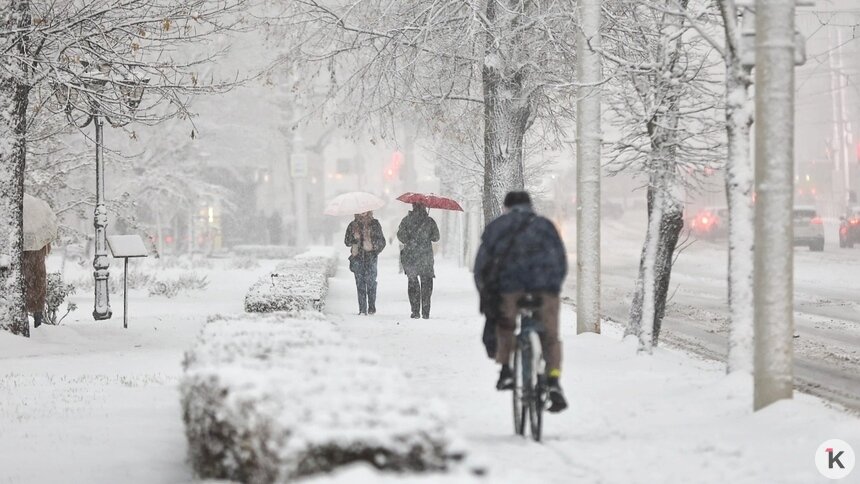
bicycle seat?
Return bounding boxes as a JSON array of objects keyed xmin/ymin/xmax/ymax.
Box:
[{"xmin": 517, "ymin": 294, "xmax": 542, "ymax": 309}]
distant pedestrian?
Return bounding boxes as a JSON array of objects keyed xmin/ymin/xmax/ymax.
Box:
[
  {"xmin": 23, "ymin": 244, "xmax": 50, "ymax": 328},
  {"xmin": 344, "ymin": 212, "xmax": 386, "ymax": 315},
  {"xmin": 397, "ymin": 203, "xmax": 440, "ymax": 319}
]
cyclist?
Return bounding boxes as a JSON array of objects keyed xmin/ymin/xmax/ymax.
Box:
[{"xmin": 474, "ymin": 191, "xmax": 568, "ymax": 413}]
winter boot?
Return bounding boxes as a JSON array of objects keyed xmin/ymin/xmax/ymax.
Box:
[
  {"xmin": 546, "ymin": 377, "xmax": 568, "ymax": 413},
  {"xmin": 496, "ymin": 364, "xmax": 514, "ymax": 391}
]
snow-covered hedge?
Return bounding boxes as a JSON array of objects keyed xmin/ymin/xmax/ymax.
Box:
[
  {"xmin": 232, "ymin": 245, "xmax": 302, "ymax": 260},
  {"xmin": 243, "ymin": 248, "xmax": 337, "ymax": 313},
  {"xmin": 180, "ymin": 314, "xmax": 463, "ymax": 482}
]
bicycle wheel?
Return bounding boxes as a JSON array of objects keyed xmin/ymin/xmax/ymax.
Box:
[
  {"xmin": 526, "ymin": 332, "xmax": 544, "ymax": 442},
  {"xmin": 512, "ymin": 344, "xmax": 526, "ymax": 436}
]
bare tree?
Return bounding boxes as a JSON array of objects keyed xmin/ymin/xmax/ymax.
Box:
[
  {"xmin": 602, "ymin": 0, "xmax": 724, "ymax": 351},
  {"xmin": 0, "ymin": 0, "xmax": 32, "ymax": 336},
  {"xmin": 268, "ymin": 0, "xmax": 577, "ymax": 223},
  {"xmin": 0, "ymin": 0, "xmax": 247, "ymax": 336},
  {"xmin": 634, "ymin": 0, "xmax": 754, "ymax": 370},
  {"xmin": 714, "ymin": 1, "xmax": 754, "ymax": 374}
]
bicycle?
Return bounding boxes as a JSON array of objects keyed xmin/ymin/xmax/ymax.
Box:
[{"xmin": 511, "ymin": 293, "xmax": 547, "ymax": 442}]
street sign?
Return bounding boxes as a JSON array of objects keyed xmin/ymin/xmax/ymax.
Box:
[
  {"xmin": 107, "ymin": 234, "xmax": 148, "ymax": 329},
  {"xmin": 108, "ymin": 234, "xmax": 148, "ymax": 258}
]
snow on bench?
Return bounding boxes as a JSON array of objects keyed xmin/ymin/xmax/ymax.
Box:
[
  {"xmin": 243, "ymin": 248, "xmax": 338, "ymax": 313},
  {"xmin": 180, "ymin": 313, "xmax": 464, "ymax": 482}
]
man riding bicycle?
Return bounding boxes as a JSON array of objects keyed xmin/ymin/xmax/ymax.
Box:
[{"xmin": 474, "ymin": 191, "xmax": 568, "ymax": 413}]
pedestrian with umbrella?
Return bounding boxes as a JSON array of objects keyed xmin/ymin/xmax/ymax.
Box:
[
  {"xmin": 325, "ymin": 192, "xmax": 387, "ymax": 315},
  {"xmin": 396, "ymin": 193, "xmax": 461, "ymax": 319},
  {"xmin": 23, "ymin": 194, "xmax": 58, "ymax": 329}
]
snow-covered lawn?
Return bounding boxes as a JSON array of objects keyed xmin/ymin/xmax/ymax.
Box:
[
  {"xmin": 1, "ymin": 250, "xmax": 859, "ymax": 483},
  {"xmin": 0, "ymin": 257, "xmax": 281, "ymax": 484}
]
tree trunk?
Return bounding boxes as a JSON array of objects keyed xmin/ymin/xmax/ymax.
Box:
[
  {"xmin": 0, "ymin": 0, "xmax": 31, "ymax": 337},
  {"xmin": 480, "ymin": 0, "xmax": 529, "ymax": 224},
  {"xmin": 724, "ymin": 64, "xmax": 755, "ymax": 374},
  {"xmin": 626, "ymin": 182, "xmax": 684, "ymax": 350},
  {"xmin": 718, "ymin": 2, "xmax": 756, "ymax": 375}
]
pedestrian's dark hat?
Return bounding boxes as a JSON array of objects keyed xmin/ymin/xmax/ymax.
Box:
[{"xmin": 504, "ymin": 191, "xmax": 531, "ymax": 208}]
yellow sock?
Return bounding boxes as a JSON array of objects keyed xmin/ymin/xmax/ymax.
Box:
[{"xmin": 548, "ymin": 368, "xmax": 561, "ymax": 379}]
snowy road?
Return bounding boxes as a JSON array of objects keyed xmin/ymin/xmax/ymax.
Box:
[{"xmin": 564, "ymin": 216, "xmax": 860, "ymax": 411}]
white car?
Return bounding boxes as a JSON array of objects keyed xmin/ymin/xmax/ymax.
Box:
[{"xmin": 793, "ymin": 206, "xmax": 824, "ymax": 252}]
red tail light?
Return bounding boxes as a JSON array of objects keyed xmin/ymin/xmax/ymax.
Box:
[
  {"xmin": 851, "ymin": 218, "xmax": 860, "ymax": 225},
  {"xmin": 811, "ymin": 217, "xmax": 823, "ymax": 225},
  {"xmin": 700, "ymin": 216, "xmax": 710, "ymax": 226}
]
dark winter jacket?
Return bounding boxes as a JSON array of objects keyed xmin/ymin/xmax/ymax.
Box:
[
  {"xmin": 474, "ymin": 204, "xmax": 567, "ymax": 294},
  {"xmin": 397, "ymin": 208, "xmax": 440, "ymax": 277},
  {"xmin": 344, "ymin": 216, "xmax": 386, "ymax": 272}
]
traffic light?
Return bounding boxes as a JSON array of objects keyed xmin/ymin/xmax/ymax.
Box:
[{"xmin": 385, "ymin": 150, "xmax": 403, "ymax": 181}]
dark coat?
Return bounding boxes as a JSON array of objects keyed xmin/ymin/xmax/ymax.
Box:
[
  {"xmin": 474, "ymin": 205, "xmax": 567, "ymax": 294},
  {"xmin": 344, "ymin": 217, "xmax": 386, "ymax": 273},
  {"xmin": 397, "ymin": 209, "xmax": 440, "ymax": 277},
  {"xmin": 23, "ymin": 244, "xmax": 49, "ymax": 313}
]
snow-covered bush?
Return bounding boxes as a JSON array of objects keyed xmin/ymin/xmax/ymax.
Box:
[
  {"xmin": 243, "ymin": 249, "xmax": 337, "ymax": 313},
  {"xmin": 45, "ymin": 272, "xmax": 76, "ymax": 325},
  {"xmin": 233, "ymin": 245, "xmax": 301, "ymax": 260},
  {"xmin": 148, "ymin": 273, "xmax": 210, "ymax": 298},
  {"xmin": 181, "ymin": 314, "xmax": 462, "ymax": 482},
  {"xmin": 230, "ymin": 255, "xmax": 260, "ymax": 270}
]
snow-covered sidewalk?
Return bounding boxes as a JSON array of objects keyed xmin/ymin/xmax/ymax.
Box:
[{"xmin": 327, "ymin": 254, "xmax": 860, "ymax": 484}]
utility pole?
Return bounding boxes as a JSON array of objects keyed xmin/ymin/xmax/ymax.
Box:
[
  {"xmin": 575, "ymin": 0, "xmax": 602, "ymax": 334},
  {"xmin": 836, "ymin": 27, "xmax": 854, "ymax": 207},
  {"xmin": 753, "ymin": 0, "xmax": 796, "ymax": 410},
  {"xmin": 827, "ymin": 24, "xmax": 846, "ymax": 210}
]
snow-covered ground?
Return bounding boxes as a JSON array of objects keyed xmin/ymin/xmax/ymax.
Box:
[
  {"xmin": 0, "ymin": 257, "xmax": 281, "ymax": 484},
  {"xmin": 1, "ymin": 250, "xmax": 859, "ymax": 483},
  {"xmin": 327, "ymin": 254, "xmax": 860, "ymax": 484}
]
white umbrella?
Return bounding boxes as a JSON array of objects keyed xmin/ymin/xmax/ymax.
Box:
[
  {"xmin": 23, "ymin": 194, "xmax": 58, "ymax": 251},
  {"xmin": 324, "ymin": 191, "xmax": 386, "ymax": 216}
]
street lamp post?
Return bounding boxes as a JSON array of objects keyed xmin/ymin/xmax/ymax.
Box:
[
  {"xmin": 56, "ymin": 64, "xmax": 148, "ymax": 320},
  {"xmin": 92, "ymin": 112, "xmax": 111, "ymax": 319}
]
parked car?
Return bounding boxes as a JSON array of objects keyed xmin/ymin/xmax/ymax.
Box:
[
  {"xmin": 838, "ymin": 206, "xmax": 860, "ymax": 248},
  {"xmin": 793, "ymin": 206, "xmax": 824, "ymax": 252},
  {"xmin": 689, "ymin": 207, "xmax": 728, "ymax": 240}
]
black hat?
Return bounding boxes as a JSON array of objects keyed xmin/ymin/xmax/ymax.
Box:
[{"xmin": 503, "ymin": 191, "xmax": 531, "ymax": 208}]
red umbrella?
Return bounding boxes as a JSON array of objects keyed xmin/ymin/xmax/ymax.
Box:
[{"xmin": 397, "ymin": 192, "xmax": 464, "ymax": 211}]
